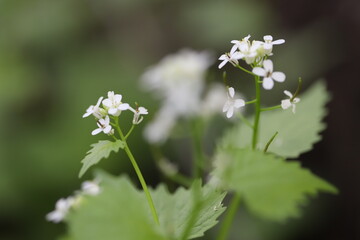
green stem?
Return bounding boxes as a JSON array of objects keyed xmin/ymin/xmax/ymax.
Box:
[
  {"xmin": 245, "ymin": 99, "xmax": 257, "ymax": 105},
  {"xmin": 261, "ymin": 105, "xmax": 281, "ymax": 112},
  {"xmin": 115, "ymin": 118, "xmax": 160, "ymax": 225},
  {"xmin": 236, "ymin": 64, "xmax": 257, "ymax": 77},
  {"xmin": 216, "ymin": 194, "xmax": 241, "ymax": 240},
  {"xmin": 191, "ymin": 120, "xmax": 205, "ymax": 179},
  {"xmin": 124, "ymin": 124, "xmax": 135, "ymax": 140},
  {"xmin": 252, "ymin": 75, "xmax": 261, "ymax": 149},
  {"xmin": 263, "ymin": 131, "xmax": 278, "ymax": 153}
]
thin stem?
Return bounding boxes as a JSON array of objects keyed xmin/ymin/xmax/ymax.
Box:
[
  {"xmin": 263, "ymin": 131, "xmax": 278, "ymax": 153},
  {"xmin": 124, "ymin": 124, "xmax": 135, "ymax": 140},
  {"xmin": 190, "ymin": 119, "xmax": 205, "ymax": 179},
  {"xmin": 216, "ymin": 194, "xmax": 241, "ymax": 240},
  {"xmin": 115, "ymin": 118, "xmax": 160, "ymax": 225},
  {"xmin": 236, "ymin": 64, "xmax": 257, "ymax": 77},
  {"xmin": 252, "ymin": 75, "xmax": 261, "ymax": 149},
  {"xmin": 261, "ymin": 105, "xmax": 281, "ymax": 112},
  {"xmin": 245, "ymin": 99, "xmax": 257, "ymax": 105}
]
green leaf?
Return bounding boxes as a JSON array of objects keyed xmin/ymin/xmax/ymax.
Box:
[
  {"xmin": 78, "ymin": 140, "xmax": 124, "ymax": 178},
  {"xmin": 212, "ymin": 148, "xmax": 338, "ymax": 221},
  {"xmin": 151, "ymin": 181, "xmax": 226, "ymax": 239},
  {"xmin": 67, "ymin": 174, "xmax": 167, "ymax": 240},
  {"xmin": 221, "ymin": 81, "xmax": 330, "ymax": 158},
  {"xmin": 67, "ymin": 172, "xmax": 225, "ymax": 240}
]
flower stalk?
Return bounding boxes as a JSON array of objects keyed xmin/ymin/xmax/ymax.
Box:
[{"xmin": 115, "ymin": 118, "xmax": 160, "ymax": 225}]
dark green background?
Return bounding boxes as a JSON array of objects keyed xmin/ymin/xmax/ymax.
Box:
[{"xmin": 0, "ymin": 0, "xmax": 358, "ymax": 239}]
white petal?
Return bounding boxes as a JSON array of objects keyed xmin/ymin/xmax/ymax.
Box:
[
  {"xmin": 284, "ymin": 90, "xmax": 292, "ymax": 98},
  {"xmin": 92, "ymin": 128, "xmax": 102, "ymax": 135},
  {"xmin": 228, "ymin": 87, "xmax": 235, "ymax": 98},
  {"xmin": 82, "ymin": 111, "xmax": 92, "ymax": 118},
  {"xmin": 292, "ymin": 104, "xmax": 296, "ymax": 114},
  {"xmin": 293, "ymin": 97, "xmax": 300, "ymax": 103},
  {"xmin": 232, "ymin": 51, "xmax": 244, "ymax": 60},
  {"xmin": 138, "ymin": 107, "xmax": 148, "ymax": 114},
  {"xmin": 218, "ymin": 60, "xmax": 228, "ymax": 69},
  {"xmin": 218, "ymin": 54, "xmax": 227, "ymax": 60},
  {"xmin": 281, "ymin": 99, "xmax": 291, "ymax": 109},
  {"xmin": 272, "ymin": 39, "xmax": 285, "ymax": 45},
  {"xmin": 95, "ymin": 97, "xmax": 104, "ymax": 107},
  {"xmin": 103, "ymin": 126, "xmax": 112, "ymax": 134},
  {"xmin": 114, "ymin": 94, "xmax": 122, "ymax": 103},
  {"xmin": 234, "ymin": 99, "xmax": 245, "ymax": 108},
  {"xmin": 118, "ymin": 103, "xmax": 129, "ymax": 110},
  {"xmin": 102, "ymin": 99, "xmax": 112, "ymax": 108},
  {"xmin": 252, "ymin": 67, "xmax": 266, "ymax": 77},
  {"xmin": 262, "ymin": 77, "xmax": 274, "ymax": 90},
  {"xmin": 263, "ymin": 35, "xmax": 273, "ymax": 41},
  {"xmin": 107, "ymin": 91, "xmax": 114, "ymax": 98},
  {"xmin": 226, "ymin": 106, "xmax": 234, "ymax": 118},
  {"xmin": 108, "ymin": 107, "xmax": 118, "ymax": 115},
  {"xmin": 272, "ymin": 72, "xmax": 286, "ymax": 82},
  {"xmin": 263, "ymin": 43, "xmax": 272, "ymax": 50},
  {"xmin": 104, "ymin": 115, "xmax": 110, "ymax": 124},
  {"xmin": 222, "ymin": 101, "xmax": 230, "ymax": 112},
  {"xmin": 230, "ymin": 45, "xmax": 238, "ymax": 54},
  {"xmin": 263, "ymin": 60, "xmax": 273, "ymax": 72}
]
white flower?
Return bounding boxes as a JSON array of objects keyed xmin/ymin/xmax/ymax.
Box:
[
  {"xmin": 81, "ymin": 180, "xmax": 101, "ymax": 196},
  {"xmin": 141, "ymin": 49, "xmax": 212, "ymax": 117},
  {"xmin": 281, "ymin": 90, "xmax": 300, "ymax": 113},
  {"xmin": 218, "ymin": 52, "xmax": 244, "ymax": 69},
  {"xmin": 230, "ymin": 34, "xmax": 251, "ymax": 54},
  {"xmin": 91, "ymin": 115, "xmax": 113, "ymax": 135},
  {"xmin": 83, "ymin": 97, "xmax": 105, "ymax": 119},
  {"xmin": 263, "ymin": 35, "xmax": 285, "ymax": 55},
  {"xmin": 46, "ymin": 197, "xmax": 75, "ymax": 223},
  {"xmin": 130, "ymin": 106, "xmax": 148, "ymax": 125},
  {"xmin": 223, "ymin": 87, "xmax": 245, "ymax": 118},
  {"xmin": 102, "ymin": 91, "xmax": 130, "ymax": 116},
  {"xmin": 240, "ymin": 40, "xmax": 264, "ymax": 64},
  {"xmin": 252, "ymin": 59, "xmax": 286, "ymax": 90}
]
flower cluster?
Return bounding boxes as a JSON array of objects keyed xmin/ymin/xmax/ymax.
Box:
[
  {"xmin": 141, "ymin": 49, "xmax": 228, "ymax": 143},
  {"xmin": 218, "ymin": 34, "xmax": 300, "ymax": 117},
  {"xmin": 46, "ymin": 180, "xmax": 101, "ymax": 223},
  {"xmin": 219, "ymin": 34, "xmax": 285, "ymax": 68},
  {"xmin": 83, "ymin": 91, "xmax": 148, "ymax": 135}
]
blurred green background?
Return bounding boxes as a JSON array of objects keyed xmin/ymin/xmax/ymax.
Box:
[{"xmin": 0, "ymin": 0, "xmax": 358, "ymax": 239}]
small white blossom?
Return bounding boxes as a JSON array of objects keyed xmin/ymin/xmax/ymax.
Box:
[
  {"xmin": 46, "ymin": 197, "xmax": 75, "ymax": 223},
  {"xmin": 281, "ymin": 90, "xmax": 300, "ymax": 113},
  {"xmin": 83, "ymin": 97, "xmax": 105, "ymax": 119},
  {"xmin": 223, "ymin": 87, "xmax": 245, "ymax": 118},
  {"xmin": 230, "ymin": 34, "xmax": 251, "ymax": 54},
  {"xmin": 102, "ymin": 91, "xmax": 130, "ymax": 116},
  {"xmin": 263, "ymin": 35, "xmax": 285, "ymax": 55},
  {"xmin": 218, "ymin": 52, "xmax": 244, "ymax": 69},
  {"xmin": 141, "ymin": 49, "xmax": 212, "ymax": 117},
  {"xmin": 240, "ymin": 40, "xmax": 264, "ymax": 64},
  {"xmin": 92, "ymin": 115, "xmax": 113, "ymax": 135},
  {"xmin": 81, "ymin": 180, "xmax": 101, "ymax": 196},
  {"xmin": 252, "ymin": 59, "xmax": 286, "ymax": 90},
  {"xmin": 130, "ymin": 106, "xmax": 148, "ymax": 125}
]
